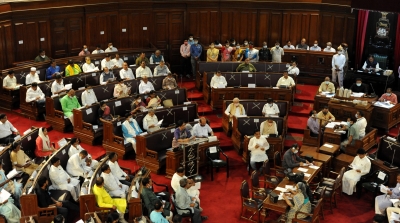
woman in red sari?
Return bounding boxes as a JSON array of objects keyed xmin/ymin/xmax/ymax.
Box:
[{"xmin": 35, "ymin": 127, "xmax": 56, "ymax": 157}]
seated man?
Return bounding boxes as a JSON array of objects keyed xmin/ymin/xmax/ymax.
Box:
[
  {"xmin": 136, "ymin": 52, "xmax": 150, "ymax": 66},
  {"xmin": 82, "ymin": 57, "xmax": 97, "ymax": 73},
  {"xmin": 112, "ymin": 53, "xmax": 124, "ymax": 68},
  {"xmin": 287, "ymin": 61, "xmax": 299, "ymax": 76},
  {"xmin": 46, "ymin": 60, "xmax": 60, "ymax": 80},
  {"xmin": 236, "ymin": 58, "xmax": 257, "ymax": 72},
  {"xmin": 362, "ymin": 55, "xmax": 381, "ymax": 73},
  {"xmin": 65, "ymin": 60, "xmax": 82, "ymax": 76},
  {"xmin": 355, "ymin": 111, "xmax": 367, "ymax": 138},
  {"xmin": 260, "ymin": 118, "xmax": 278, "ymax": 136},
  {"xmin": 210, "ymin": 71, "xmax": 227, "ymax": 88},
  {"xmin": 108, "ymin": 152, "xmax": 134, "ymax": 186},
  {"xmin": 340, "ymin": 119, "xmax": 360, "ymax": 152},
  {"xmin": 296, "ymin": 38, "xmax": 309, "ymax": 50},
  {"xmin": 276, "ymin": 72, "xmax": 295, "ymax": 88},
  {"xmin": 224, "ymin": 97, "xmax": 246, "ymax": 135},
  {"xmin": 81, "ymin": 84, "xmax": 98, "ymax": 106},
  {"xmin": 316, "ymin": 106, "xmax": 335, "ymax": 126},
  {"xmin": 66, "ymin": 150, "xmax": 92, "ymax": 181},
  {"xmin": 34, "ymin": 49, "xmax": 50, "ymax": 62},
  {"xmin": 25, "ymin": 67, "xmax": 41, "ymax": 85},
  {"xmin": 51, "ymin": 74, "xmax": 65, "ymax": 96},
  {"xmin": 318, "ymin": 77, "xmax": 335, "ymax": 93},
  {"xmin": 143, "ymin": 109, "xmax": 161, "ymax": 133},
  {"xmin": 154, "ymin": 60, "xmax": 170, "ymax": 77},
  {"xmin": 68, "ymin": 138, "xmax": 99, "ymax": 170},
  {"xmin": 375, "ymin": 173, "xmax": 400, "ymax": 215},
  {"xmin": 309, "ymin": 40, "xmax": 321, "ymax": 51},
  {"xmin": 146, "ymin": 90, "xmax": 161, "ymax": 108},
  {"xmin": 176, "ymin": 178, "xmax": 207, "ymax": 223},
  {"xmin": 307, "ymin": 110, "xmax": 319, "ymax": 137},
  {"xmin": 139, "ymin": 76, "xmax": 155, "ymax": 94},
  {"xmin": 192, "ymin": 117, "xmax": 214, "ymax": 138},
  {"xmin": 36, "ymin": 176, "xmax": 80, "ymax": 222},
  {"xmin": 100, "ymin": 164, "xmax": 129, "ymax": 198},
  {"xmin": 49, "ymin": 157, "xmax": 80, "ymax": 202},
  {"xmin": 136, "ymin": 61, "xmax": 153, "ymax": 78},
  {"xmin": 119, "ymin": 62, "xmax": 135, "ymax": 80},
  {"xmin": 0, "ymin": 114, "xmax": 19, "ymax": 145},
  {"xmin": 262, "ymin": 98, "xmax": 280, "ymax": 117},
  {"xmin": 0, "ymin": 162, "xmax": 22, "ymax": 208},
  {"xmin": 150, "ymin": 50, "xmax": 164, "ymax": 64},
  {"xmin": 26, "ymin": 82, "xmax": 45, "ymax": 109},
  {"xmin": 92, "ymin": 45, "xmax": 104, "ymax": 54},
  {"xmin": 141, "ymin": 177, "xmax": 173, "ymax": 221},
  {"xmin": 100, "ymin": 67, "xmax": 115, "ymax": 85},
  {"xmin": 171, "ymin": 167, "xmax": 185, "ymax": 193},
  {"xmin": 323, "ymin": 42, "xmax": 336, "ymax": 52},
  {"xmin": 10, "ymin": 142, "xmax": 38, "ymax": 185},
  {"xmin": 248, "ymin": 129, "xmax": 269, "ymax": 171},
  {"xmin": 282, "ymin": 144, "xmax": 309, "ymax": 171},
  {"xmin": 101, "ymin": 54, "xmax": 115, "ymax": 70},
  {"xmin": 3, "ymin": 70, "xmax": 20, "ymax": 91},
  {"xmin": 379, "ymin": 88, "xmax": 398, "ymax": 104},
  {"xmin": 93, "ymin": 177, "xmax": 128, "ymax": 223},
  {"xmin": 60, "ymin": 89, "xmax": 81, "ymax": 126},
  {"xmin": 105, "ymin": 42, "xmax": 118, "ymax": 53},
  {"xmin": 113, "ymin": 79, "xmax": 130, "ymax": 98},
  {"xmin": 342, "ymin": 148, "xmax": 371, "ymax": 195},
  {"xmin": 350, "ymin": 78, "xmax": 368, "ymax": 95},
  {"xmin": 78, "ymin": 45, "xmax": 90, "ymax": 56},
  {"xmin": 283, "ymin": 40, "xmax": 295, "ymax": 49},
  {"xmin": 150, "ymin": 200, "xmax": 171, "ymax": 223},
  {"xmin": 122, "ymin": 113, "xmax": 144, "ymax": 153},
  {"xmin": 162, "ymin": 73, "xmax": 178, "ymax": 90}
]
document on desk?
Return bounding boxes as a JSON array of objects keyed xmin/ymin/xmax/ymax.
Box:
[
  {"xmin": 297, "ymin": 167, "xmax": 308, "ymax": 172},
  {"xmin": 390, "ymin": 199, "xmax": 400, "ymax": 204},
  {"xmin": 325, "ymin": 123, "xmax": 336, "ymax": 128},
  {"xmin": 374, "ymin": 102, "xmax": 395, "ymax": 109},
  {"xmin": 351, "ymin": 92, "xmax": 364, "ymax": 97},
  {"xmin": 323, "ymin": 144, "xmax": 333, "ymax": 148},
  {"xmin": 275, "ymin": 187, "xmax": 286, "ymax": 192},
  {"xmin": 285, "ymin": 185, "xmax": 295, "ymax": 190},
  {"xmin": 309, "ymin": 165, "xmax": 320, "ymax": 170},
  {"xmin": 304, "ymin": 173, "xmax": 311, "ymax": 178}
]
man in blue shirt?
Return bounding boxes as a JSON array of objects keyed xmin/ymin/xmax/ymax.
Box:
[
  {"xmin": 189, "ymin": 37, "xmax": 202, "ymax": 79},
  {"xmin": 149, "ymin": 198, "xmax": 171, "ymax": 223},
  {"xmin": 46, "ymin": 60, "xmax": 60, "ymax": 80}
]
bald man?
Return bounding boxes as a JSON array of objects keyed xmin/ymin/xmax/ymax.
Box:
[
  {"xmin": 150, "ymin": 50, "xmax": 164, "ymax": 64},
  {"xmin": 192, "ymin": 117, "xmax": 213, "ymax": 138},
  {"xmin": 224, "ymin": 97, "xmax": 246, "ymax": 136},
  {"xmin": 318, "ymin": 77, "xmax": 335, "ymax": 93}
]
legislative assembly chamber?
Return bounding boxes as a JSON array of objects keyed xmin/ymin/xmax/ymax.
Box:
[{"xmin": 0, "ymin": 0, "xmax": 400, "ymax": 222}]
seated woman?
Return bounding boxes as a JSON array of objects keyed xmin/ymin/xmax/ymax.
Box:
[
  {"xmin": 248, "ymin": 129, "xmax": 269, "ymax": 171},
  {"xmin": 0, "ymin": 195, "xmax": 21, "ymax": 223},
  {"xmin": 172, "ymin": 120, "xmax": 195, "ymax": 148},
  {"xmin": 98, "ymin": 101, "xmax": 114, "ymax": 125},
  {"xmin": 130, "ymin": 95, "xmax": 146, "ymax": 114},
  {"xmin": 68, "ymin": 138, "xmax": 99, "ymax": 169},
  {"xmin": 375, "ymin": 173, "xmax": 400, "ymax": 215},
  {"xmin": 35, "ymin": 127, "xmax": 56, "ymax": 157},
  {"xmin": 283, "ymin": 182, "xmax": 312, "ymax": 223},
  {"xmin": 260, "ymin": 118, "xmax": 278, "ymax": 136},
  {"xmin": 146, "ymin": 90, "xmax": 161, "ymax": 108}
]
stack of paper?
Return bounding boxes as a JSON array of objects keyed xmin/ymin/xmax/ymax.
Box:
[
  {"xmin": 297, "ymin": 167, "xmax": 308, "ymax": 172},
  {"xmin": 323, "ymin": 144, "xmax": 333, "ymax": 148},
  {"xmin": 0, "ymin": 189, "xmax": 11, "ymax": 203},
  {"xmin": 351, "ymin": 92, "xmax": 364, "ymax": 97},
  {"xmin": 64, "ymin": 84, "xmax": 72, "ymax": 90},
  {"xmin": 309, "ymin": 165, "xmax": 320, "ymax": 170},
  {"xmin": 380, "ymin": 185, "xmax": 390, "ymax": 193},
  {"xmin": 304, "ymin": 173, "xmax": 311, "ymax": 178},
  {"xmin": 374, "ymin": 102, "xmax": 395, "ymax": 109},
  {"xmin": 6, "ymin": 169, "xmax": 21, "ymax": 179},
  {"xmin": 156, "ymin": 119, "xmax": 163, "ymax": 126},
  {"xmin": 275, "ymin": 187, "xmax": 286, "ymax": 192},
  {"xmin": 325, "ymin": 123, "xmax": 336, "ymax": 128}
]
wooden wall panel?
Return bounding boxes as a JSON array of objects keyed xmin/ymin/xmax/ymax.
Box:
[
  {"xmin": 210, "ymin": 11, "xmax": 220, "ymax": 43},
  {"xmin": 38, "ymin": 21, "xmax": 50, "ymax": 53},
  {"xmin": 51, "ymin": 19, "xmax": 68, "ymax": 58},
  {"xmin": 332, "ymin": 16, "xmax": 345, "ymax": 46},
  {"xmin": 220, "ymin": 11, "xmax": 231, "ymax": 43},
  {"xmin": 119, "ymin": 14, "xmax": 129, "ymax": 49},
  {"xmin": 269, "ymin": 13, "xmax": 283, "ymax": 47},
  {"xmin": 69, "ymin": 17, "xmax": 83, "ymax": 55},
  {"xmin": 258, "ymin": 12, "xmax": 271, "ymax": 46},
  {"xmin": 187, "ymin": 11, "xmax": 198, "ymax": 38},
  {"xmin": 308, "ymin": 14, "xmax": 320, "ymax": 46},
  {"xmin": 154, "ymin": 13, "xmax": 169, "ymax": 49},
  {"xmin": 199, "ymin": 11, "xmax": 210, "ymax": 44},
  {"xmin": 320, "ymin": 14, "xmax": 333, "ymax": 48},
  {"xmin": 169, "ymin": 11, "xmax": 185, "ymax": 66}
]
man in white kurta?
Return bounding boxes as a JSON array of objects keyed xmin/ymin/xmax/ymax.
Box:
[
  {"xmin": 332, "ymin": 47, "xmax": 346, "ymax": 87},
  {"xmin": 276, "ymin": 72, "xmax": 295, "ymax": 87},
  {"xmin": 287, "ymin": 61, "xmax": 300, "ymax": 76},
  {"xmin": 100, "ymin": 164, "xmax": 128, "ymax": 198},
  {"xmin": 139, "ymin": 76, "xmax": 155, "ymax": 94},
  {"xmin": 192, "ymin": 117, "xmax": 213, "ymax": 138},
  {"xmin": 49, "ymin": 157, "xmax": 80, "ymax": 201},
  {"xmin": 108, "ymin": 152, "xmax": 134, "ymax": 186},
  {"xmin": 119, "ymin": 63, "xmax": 135, "ymax": 80},
  {"xmin": 25, "ymin": 67, "xmax": 41, "ymax": 85},
  {"xmin": 248, "ymin": 130, "xmax": 269, "ymax": 171},
  {"xmin": 210, "ymin": 71, "xmax": 227, "ymax": 88},
  {"xmin": 68, "ymin": 138, "xmax": 99, "ymax": 170},
  {"xmin": 342, "ymin": 149, "xmax": 371, "ymax": 195},
  {"xmin": 67, "ymin": 150, "xmax": 91, "ymax": 178},
  {"xmin": 143, "ymin": 109, "xmax": 160, "ymax": 133},
  {"xmin": 262, "ymin": 98, "xmax": 280, "ymax": 117},
  {"xmin": 136, "ymin": 62, "xmax": 153, "ymax": 78},
  {"xmin": 171, "ymin": 167, "xmax": 185, "ymax": 192},
  {"xmin": 81, "ymin": 85, "xmax": 98, "ymax": 106}
]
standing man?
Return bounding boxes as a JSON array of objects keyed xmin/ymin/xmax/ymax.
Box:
[
  {"xmin": 310, "ymin": 40, "xmax": 321, "ymax": 51},
  {"xmin": 271, "ymin": 41, "xmax": 284, "ymax": 63},
  {"xmin": 180, "ymin": 40, "xmax": 191, "ymax": 77},
  {"xmin": 60, "ymin": 89, "xmax": 81, "ymax": 126},
  {"xmin": 259, "ymin": 41, "xmax": 269, "ymax": 62},
  {"xmin": 296, "ymin": 38, "xmax": 309, "ymax": 50},
  {"xmin": 78, "ymin": 45, "xmax": 91, "ymax": 56},
  {"xmin": 341, "ymin": 43, "xmax": 349, "ymax": 76},
  {"xmin": 190, "ymin": 37, "xmax": 202, "ymax": 79},
  {"xmin": 332, "ymin": 47, "xmax": 346, "ymax": 87},
  {"xmin": 34, "ymin": 49, "xmax": 50, "ymax": 62}
]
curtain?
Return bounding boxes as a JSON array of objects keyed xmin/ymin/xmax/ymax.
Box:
[
  {"xmin": 394, "ymin": 15, "xmax": 400, "ymax": 78},
  {"xmin": 355, "ymin": 10, "xmax": 369, "ymax": 69}
]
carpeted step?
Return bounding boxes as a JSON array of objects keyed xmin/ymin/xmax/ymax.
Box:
[
  {"xmin": 287, "ymin": 116, "xmax": 308, "ymax": 134},
  {"xmin": 294, "ymin": 84, "xmax": 319, "ymax": 103},
  {"xmin": 290, "ymin": 102, "xmax": 313, "ymax": 116},
  {"xmin": 197, "ymin": 101, "xmax": 214, "ymax": 115},
  {"xmin": 214, "ymin": 132, "xmax": 233, "ymax": 149},
  {"xmin": 187, "ymin": 90, "xmax": 204, "ymax": 100},
  {"xmin": 387, "ymin": 125, "xmax": 399, "ymax": 138},
  {"xmin": 284, "ymin": 133, "xmax": 304, "ymax": 149}
]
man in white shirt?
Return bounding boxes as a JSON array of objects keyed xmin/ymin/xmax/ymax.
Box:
[
  {"xmin": 100, "ymin": 164, "xmax": 128, "ymax": 198},
  {"xmin": 3, "ymin": 70, "xmax": 18, "ymax": 91},
  {"xmin": 51, "ymin": 74, "xmax": 65, "ymax": 96},
  {"xmin": 355, "ymin": 111, "xmax": 367, "ymax": 138},
  {"xmin": 82, "ymin": 57, "xmax": 97, "ymax": 73},
  {"xmin": 26, "ymin": 67, "xmax": 41, "ymax": 85},
  {"xmin": 139, "ymin": 76, "xmax": 155, "ymax": 94},
  {"xmin": 81, "ymin": 84, "xmax": 98, "ymax": 107},
  {"xmin": 136, "ymin": 61, "xmax": 153, "ymax": 78},
  {"xmin": 119, "ymin": 62, "xmax": 135, "ymax": 80},
  {"xmin": 210, "ymin": 71, "xmax": 227, "ymax": 88},
  {"xmin": 100, "ymin": 67, "xmax": 115, "ymax": 85},
  {"xmin": 246, "ymin": 42, "xmax": 259, "ymax": 62},
  {"xmin": 105, "ymin": 42, "xmax": 118, "ymax": 52},
  {"xmin": 310, "ymin": 40, "xmax": 321, "ymax": 51},
  {"xmin": 101, "ymin": 54, "xmax": 115, "ymax": 70},
  {"xmin": 112, "ymin": 53, "xmax": 124, "ymax": 68},
  {"xmin": 262, "ymin": 98, "xmax": 280, "ymax": 117},
  {"xmin": 342, "ymin": 148, "xmax": 371, "ymax": 195},
  {"xmin": 92, "ymin": 45, "xmax": 104, "ymax": 54},
  {"xmin": 108, "ymin": 152, "xmax": 134, "ymax": 186},
  {"xmin": 270, "ymin": 41, "xmax": 284, "ymax": 63},
  {"xmin": 171, "ymin": 167, "xmax": 185, "ymax": 192},
  {"xmin": 26, "ymin": 82, "xmax": 45, "ymax": 108},
  {"xmin": 323, "ymin": 42, "xmax": 336, "ymax": 52},
  {"xmin": 283, "ymin": 40, "xmax": 295, "ymax": 49},
  {"xmin": 287, "ymin": 61, "xmax": 300, "ymax": 76},
  {"xmin": 332, "ymin": 47, "xmax": 346, "ymax": 87},
  {"xmin": 66, "ymin": 150, "xmax": 91, "ymax": 179},
  {"xmin": 153, "ymin": 60, "xmax": 170, "ymax": 76},
  {"xmin": 143, "ymin": 109, "xmax": 160, "ymax": 133},
  {"xmin": 0, "ymin": 114, "xmax": 19, "ymax": 145},
  {"xmin": 192, "ymin": 117, "xmax": 213, "ymax": 138},
  {"xmin": 49, "ymin": 157, "xmax": 80, "ymax": 202},
  {"xmin": 150, "ymin": 50, "xmax": 164, "ymax": 64},
  {"xmin": 276, "ymin": 72, "xmax": 295, "ymax": 88}
]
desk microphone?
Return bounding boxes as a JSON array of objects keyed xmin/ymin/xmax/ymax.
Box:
[{"xmin": 369, "ymin": 83, "xmax": 377, "ymax": 97}]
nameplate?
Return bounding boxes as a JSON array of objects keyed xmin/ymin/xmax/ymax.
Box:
[
  {"xmin": 23, "ymin": 129, "xmax": 31, "ymax": 135},
  {"xmin": 183, "ymin": 107, "xmax": 187, "ymax": 111},
  {"xmin": 140, "ymin": 132, "xmax": 148, "ymax": 136},
  {"xmin": 86, "ymin": 108, "xmax": 92, "ymax": 115},
  {"xmin": 27, "ymin": 136, "xmax": 31, "ymax": 141},
  {"xmin": 254, "ymin": 119, "xmax": 259, "ymax": 123},
  {"xmin": 194, "ymin": 119, "xmax": 199, "ymax": 122},
  {"xmin": 93, "ymin": 125, "xmax": 98, "ymax": 130},
  {"xmin": 175, "ymin": 90, "xmax": 179, "ymax": 94},
  {"xmin": 95, "ymin": 61, "xmax": 99, "ymax": 65},
  {"xmin": 117, "ymin": 122, "xmax": 121, "ymax": 126},
  {"xmin": 184, "ymin": 102, "xmax": 191, "ymax": 105},
  {"xmin": 92, "ymin": 73, "xmax": 96, "ymax": 76},
  {"xmin": 156, "ymin": 106, "xmax": 163, "ymax": 109},
  {"xmin": 209, "ymin": 146, "xmax": 217, "ymax": 153},
  {"xmin": 248, "ymin": 84, "xmax": 256, "ymax": 88},
  {"xmin": 124, "ymin": 57, "xmax": 128, "ymax": 61},
  {"xmin": 115, "ymin": 101, "xmax": 121, "ymax": 107},
  {"xmin": 78, "ymin": 87, "xmax": 85, "ymax": 90},
  {"xmin": 171, "ymin": 129, "xmax": 175, "ymax": 133},
  {"xmin": 242, "ymin": 71, "xmax": 249, "ymax": 73},
  {"xmin": 248, "ymin": 74, "xmax": 252, "ymax": 77}
]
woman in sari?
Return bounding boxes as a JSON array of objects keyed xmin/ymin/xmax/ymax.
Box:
[
  {"xmin": 35, "ymin": 127, "xmax": 56, "ymax": 157},
  {"xmin": 283, "ymin": 182, "xmax": 312, "ymax": 223},
  {"xmin": 0, "ymin": 196, "xmax": 21, "ymax": 223},
  {"xmin": 146, "ymin": 90, "xmax": 161, "ymax": 108}
]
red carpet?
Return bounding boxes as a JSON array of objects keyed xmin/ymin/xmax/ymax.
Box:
[{"xmin": 295, "ymin": 84, "xmax": 319, "ymax": 103}]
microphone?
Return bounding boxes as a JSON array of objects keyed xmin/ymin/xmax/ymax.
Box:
[
  {"xmin": 369, "ymin": 83, "xmax": 376, "ymax": 97},
  {"xmin": 369, "ymin": 135, "xmax": 385, "ymax": 160}
]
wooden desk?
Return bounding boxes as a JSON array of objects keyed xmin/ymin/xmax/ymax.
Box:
[
  {"xmin": 318, "ymin": 143, "xmax": 340, "ymax": 157},
  {"xmin": 371, "ymin": 159, "xmax": 400, "ymax": 187},
  {"xmin": 371, "ymin": 104, "xmax": 400, "ymax": 131},
  {"xmin": 323, "ymin": 126, "xmax": 343, "ymax": 146},
  {"xmin": 314, "ymin": 93, "xmax": 377, "ymax": 112},
  {"xmin": 333, "ymin": 153, "xmax": 354, "ymax": 173},
  {"xmin": 282, "ymin": 49, "xmax": 335, "ymax": 74},
  {"xmin": 328, "ymin": 101, "xmax": 374, "ymax": 125},
  {"xmin": 261, "ymin": 162, "xmax": 322, "ymax": 219},
  {"xmin": 300, "ymin": 146, "xmax": 332, "ymax": 176}
]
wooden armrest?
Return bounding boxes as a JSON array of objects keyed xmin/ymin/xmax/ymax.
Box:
[
  {"xmin": 327, "ymin": 171, "xmax": 339, "ymax": 179},
  {"xmin": 54, "ymin": 110, "xmax": 64, "ymax": 118},
  {"xmin": 82, "ymin": 122, "xmax": 93, "ymax": 130},
  {"xmin": 113, "ymin": 136, "xmax": 124, "ymax": 144},
  {"xmin": 146, "ymin": 150, "xmax": 159, "ymax": 160},
  {"xmin": 120, "ymin": 166, "xmax": 131, "ymax": 175}
]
